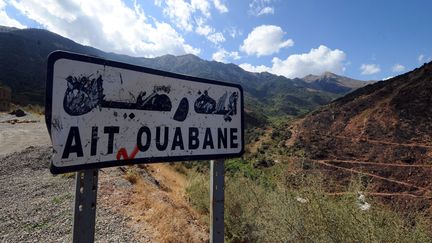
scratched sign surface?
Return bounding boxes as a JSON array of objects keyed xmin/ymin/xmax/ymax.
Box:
[{"xmin": 46, "ymin": 51, "xmax": 244, "ymax": 174}]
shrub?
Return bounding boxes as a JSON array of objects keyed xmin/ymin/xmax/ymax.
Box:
[
  {"xmin": 124, "ymin": 167, "xmax": 140, "ymax": 184},
  {"xmin": 186, "ymin": 166, "xmax": 432, "ymax": 242}
]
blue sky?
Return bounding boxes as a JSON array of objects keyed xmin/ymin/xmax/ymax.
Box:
[{"xmin": 0, "ymin": 0, "xmax": 431, "ymax": 80}]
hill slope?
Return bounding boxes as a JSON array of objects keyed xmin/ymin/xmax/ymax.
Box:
[
  {"xmin": 295, "ymin": 61, "xmax": 432, "ymax": 209},
  {"xmin": 0, "ymin": 26, "xmax": 369, "ymax": 117}
]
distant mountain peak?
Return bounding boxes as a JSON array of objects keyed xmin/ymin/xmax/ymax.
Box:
[
  {"xmin": 322, "ymin": 71, "xmax": 339, "ymax": 78},
  {"xmin": 177, "ymin": 53, "xmax": 201, "ymax": 60},
  {"xmin": 300, "ymin": 71, "xmax": 371, "ymax": 94},
  {"xmin": 303, "ymin": 71, "xmax": 344, "ymax": 81}
]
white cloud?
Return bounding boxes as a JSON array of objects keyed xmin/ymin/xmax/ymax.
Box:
[
  {"xmin": 195, "ymin": 20, "xmax": 213, "ymax": 36},
  {"xmin": 271, "ymin": 45, "xmax": 346, "ymax": 78},
  {"xmin": 192, "ymin": 0, "xmax": 212, "ymax": 17},
  {"xmin": 161, "ymin": 0, "xmax": 196, "ymax": 31},
  {"xmin": 157, "ymin": 0, "xmax": 226, "ymax": 45},
  {"xmin": 207, "ymin": 32, "xmax": 225, "ymax": 45},
  {"xmin": 158, "ymin": 0, "xmax": 227, "ymax": 32},
  {"xmin": 10, "ymin": 0, "xmax": 200, "ymax": 57},
  {"xmin": 240, "ymin": 45, "xmax": 346, "ymax": 78},
  {"xmin": 213, "ymin": 0, "xmax": 228, "ymax": 13},
  {"xmin": 418, "ymin": 54, "xmax": 425, "ymax": 63},
  {"xmin": 158, "ymin": 0, "xmax": 212, "ymax": 32},
  {"xmin": 225, "ymin": 26, "xmax": 241, "ymax": 38},
  {"xmin": 383, "ymin": 76, "xmax": 394, "ymax": 80},
  {"xmin": 0, "ymin": 0, "xmax": 25, "ymax": 28},
  {"xmin": 392, "ymin": 64, "xmax": 405, "ymax": 73},
  {"xmin": 360, "ymin": 64, "xmax": 381, "ymax": 75},
  {"xmin": 257, "ymin": 6, "xmax": 274, "ymax": 16},
  {"xmin": 212, "ymin": 49, "xmax": 240, "ymax": 63},
  {"xmin": 249, "ymin": 0, "xmax": 275, "ymax": 16},
  {"xmin": 418, "ymin": 54, "xmax": 432, "ymax": 63},
  {"xmin": 240, "ymin": 25, "xmax": 294, "ymax": 57},
  {"xmin": 195, "ymin": 16, "xmax": 226, "ymax": 45},
  {"xmin": 239, "ymin": 63, "xmax": 270, "ymax": 73}
]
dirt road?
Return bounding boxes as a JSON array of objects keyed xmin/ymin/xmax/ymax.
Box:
[
  {"xmin": 0, "ymin": 146, "xmax": 145, "ymax": 242},
  {"xmin": 0, "ymin": 113, "xmax": 50, "ymax": 156}
]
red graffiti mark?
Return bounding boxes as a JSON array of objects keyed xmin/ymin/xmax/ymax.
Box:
[{"xmin": 116, "ymin": 145, "xmax": 139, "ymax": 160}]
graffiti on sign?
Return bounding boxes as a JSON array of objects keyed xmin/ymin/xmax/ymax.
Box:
[{"xmin": 45, "ymin": 51, "xmax": 244, "ymax": 174}]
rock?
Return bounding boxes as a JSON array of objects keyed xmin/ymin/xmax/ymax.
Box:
[{"xmin": 9, "ymin": 109, "xmax": 26, "ymax": 117}]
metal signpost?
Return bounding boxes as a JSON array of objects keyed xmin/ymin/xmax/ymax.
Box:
[
  {"xmin": 45, "ymin": 51, "xmax": 244, "ymax": 243},
  {"xmin": 210, "ymin": 159, "xmax": 225, "ymax": 242}
]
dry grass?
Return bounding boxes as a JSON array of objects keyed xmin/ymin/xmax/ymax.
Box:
[
  {"xmin": 118, "ymin": 164, "xmax": 209, "ymax": 242},
  {"xmin": 124, "ymin": 168, "xmax": 140, "ymax": 184},
  {"xmin": 132, "ymin": 181, "xmax": 207, "ymax": 242},
  {"xmin": 22, "ymin": 104, "xmax": 45, "ymax": 115}
]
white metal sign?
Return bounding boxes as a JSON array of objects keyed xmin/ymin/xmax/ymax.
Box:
[{"xmin": 46, "ymin": 51, "xmax": 244, "ymax": 174}]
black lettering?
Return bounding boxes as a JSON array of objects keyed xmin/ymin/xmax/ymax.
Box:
[
  {"xmin": 156, "ymin": 126, "xmax": 169, "ymax": 151},
  {"xmin": 171, "ymin": 127, "xmax": 184, "ymax": 150},
  {"xmin": 217, "ymin": 128, "xmax": 227, "ymax": 149},
  {"xmin": 104, "ymin": 126, "xmax": 119, "ymax": 154},
  {"xmin": 137, "ymin": 126, "xmax": 151, "ymax": 152},
  {"xmin": 62, "ymin": 126, "xmax": 83, "ymax": 159},
  {"xmin": 230, "ymin": 128, "xmax": 238, "ymax": 148},
  {"xmin": 189, "ymin": 127, "xmax": 199, "ymax": 149},
  {"xmin": 203, "ymin": 128, "xmax": 214, "ymax": 149},
  {"xmin": 90, "ymin": 126, "xmax": 98, "ymax": 156}
]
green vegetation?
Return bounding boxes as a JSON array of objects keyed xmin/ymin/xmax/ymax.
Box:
[
  {"xmin": 52, "ymin": 196, "xmax": 61, "ymax": 204},
  {"xmin": 51, "ymin": 193, "xmax": 73, "ymax": 205},
  {"xmin": 186, "ymin": 161, "xmax": 432, "ymax": 242},
  {"xmin": 24, "ymin": 221, "xmax": 50, "ymax": 231},
  {"xmin": 185, "ymin": 171, "xmax": 210, "ymax": 215},
  {"xmin": 60, "ymin": 172, "xmax": 75, "ymax": 179},
  {"xmin": 183, "ymin": 118, "xmax": 432, "ymax": 242}
]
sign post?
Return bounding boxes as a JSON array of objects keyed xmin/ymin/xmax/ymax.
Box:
[
  {"xmin": 45, "ymin": 51, "xmax": 244, "ymax": 242},
  {"xmin": 210, "ymin": 159, "xmax": 225, "ymax": 243},
  {"xmin": 72, "ymin": 169, "xmax": 99, "ymax": 243}
]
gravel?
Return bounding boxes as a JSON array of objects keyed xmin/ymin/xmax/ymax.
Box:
[{"xmin": 0, "ymin": 146, "xmax": 148, "ymax": 242}]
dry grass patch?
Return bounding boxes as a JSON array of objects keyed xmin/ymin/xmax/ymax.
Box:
[{"xmin": 119, "ymin": 164, "xmax": 209, "ymax": 242}]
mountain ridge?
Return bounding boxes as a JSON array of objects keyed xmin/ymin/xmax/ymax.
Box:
[
  {"xmin": 302, "ymin": 72, "xmax": 375, "ymax": 94},
  {"xmin": 0, "ymin": 26, "xmax": 370, "ymax": 117}
]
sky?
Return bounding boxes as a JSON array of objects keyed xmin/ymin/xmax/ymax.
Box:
[{"xmin": 0, "ymin": 0, "xmax": 431, "ymax": 81}]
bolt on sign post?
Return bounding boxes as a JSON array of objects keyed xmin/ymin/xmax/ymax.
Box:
[{"xmin": 45, "ymin": 51, "xmax": 244, "ymax": 243}]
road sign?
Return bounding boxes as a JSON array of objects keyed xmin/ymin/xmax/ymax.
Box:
[{"xmin": 46, "ymin": 51, "xmax": 244, "ymax": 174}]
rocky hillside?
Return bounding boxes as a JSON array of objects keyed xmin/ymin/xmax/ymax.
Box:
[
  {"xmin": 0, "ymin": 26, "xmax": 369, "ymax": 117},
  {"xmin": 295, "ymin": 61, "xmax": 432, "ymax": 210}
]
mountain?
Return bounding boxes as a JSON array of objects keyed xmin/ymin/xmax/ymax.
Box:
[
  {"xmin": 0, "ymin": 26, "xmax": 105, "ymax": 104},
  {"xmin": 302, "ymin": 72, "xmax": 374, "ymax": 94},
  {"xmin": 0, "ymin": 26, "xmax": 369, "ymax": 117},
  {"xmin": 294, "ymin": 61, "xmax": 432, "ymax": 210}
]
